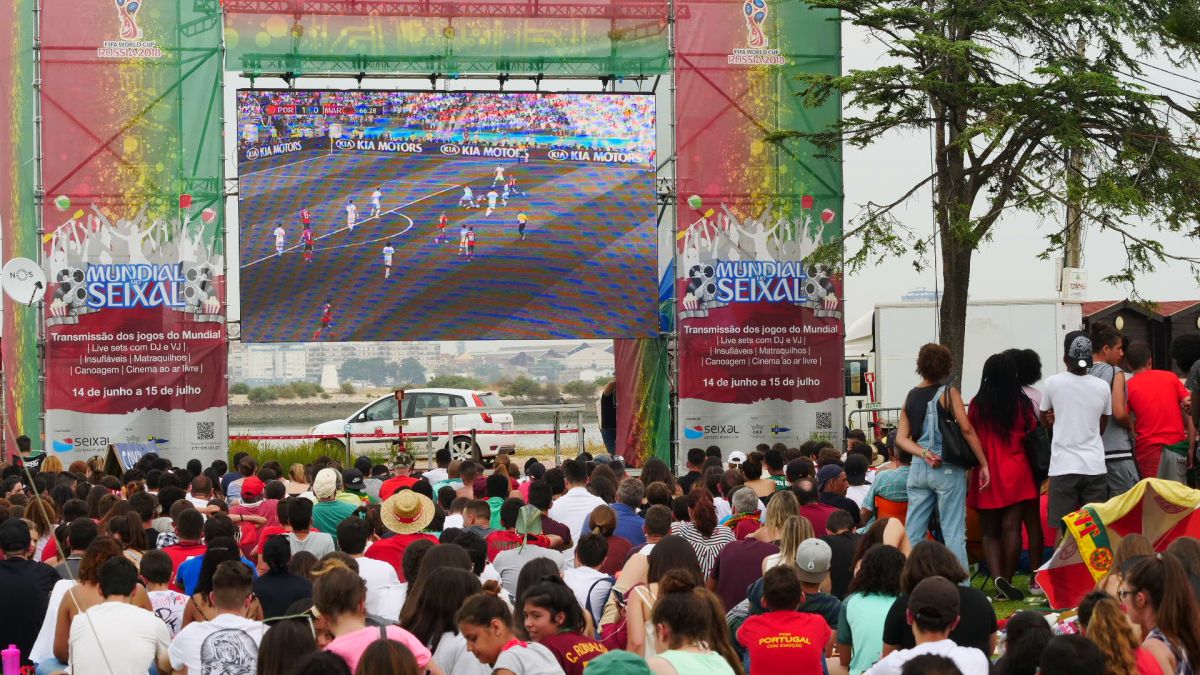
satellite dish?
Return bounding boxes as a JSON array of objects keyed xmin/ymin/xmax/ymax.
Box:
[{"xmin": 2, "ymin": 257, "xmax": 47, "ymax": 305}]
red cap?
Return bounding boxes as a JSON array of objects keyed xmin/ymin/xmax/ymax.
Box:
[{"xmin": 241, "ymin": 476, "xmax": 265, "ymax": 500}]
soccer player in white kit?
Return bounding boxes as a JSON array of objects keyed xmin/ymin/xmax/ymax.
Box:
[
  {"xmin": 493, "ymin": 165, "xmax": 505, "ymax": 186},
  {"xmin": 346, "ymin": 199, "xmax": 359, "ymax": 230},
  {"xmin": 273, "ymin": 224, "xmax": 286, "ymax": 255},
  {"xmin": 458, "ymin": 225, "xmax": 469, "ymax": 256},
  {"xmin": 370, "ymin": 187, "xmax": 383, "ymax": 218},
  {"xmin": 382, "ymin": 242, "xmax": 395, "ymax": 278},
  {"xmin": 459, "ymin": 186, "xmax": 477, "ymax": 208},
  {"xmin": 485, "ymin": 190, "xmax": 499, "ymax": 216},
  {"xmin": 501, "ymin": 183, "xmax": 510, "ymax": 206}
]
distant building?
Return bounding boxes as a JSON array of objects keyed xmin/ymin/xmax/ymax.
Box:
[
  {"xmin": 901, "ymin": 288, "xmax": 944, "ymax": 303},
  {"xmin": 229, "ymin": 343, "xmax": 308, "ymax": 385}
]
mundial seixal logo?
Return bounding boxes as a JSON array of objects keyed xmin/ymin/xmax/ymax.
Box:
[{"xmin": 684, "ymin": 425, "xmax": 705, "ymax": 440}]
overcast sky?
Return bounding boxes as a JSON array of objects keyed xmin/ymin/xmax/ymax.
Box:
[{"xmin": 839, "ymin": 23, "xmax": 1200, "ymax": 326}]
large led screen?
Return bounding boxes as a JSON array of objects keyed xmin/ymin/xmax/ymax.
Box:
[{"xmin": 236, "ymin": 90, "xmax": 658, "ymax": 341}]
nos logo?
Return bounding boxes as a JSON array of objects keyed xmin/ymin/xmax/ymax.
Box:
[
  {"xmin": 547, "ymin": 149, "xmax": 569, "ymax": 161},
  {"xmin": 245, "ymin": 147, "xmax": 260, "ymax": 160},
  {"xmin": 440, "ymin": 144, "xmax": 462, "ymax": 156},
  {"xmin": 334, "ymin": 139, "xmax": 356, "ymax": 150}
]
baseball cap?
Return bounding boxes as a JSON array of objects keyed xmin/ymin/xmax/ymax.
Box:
[
  {"xmin": 389, "ymin": 451, "xmax": 414, "ymax": 470},
  {"xmin": 844, "ymin": 454, "xmax": 869, "ymax": 486},
  {"xmin": 0, "ymin": 518, "xmax": 31, "ymax": 553},
  {"xmin": 728, "ymin": 451, "xmax": 747, "ymax": 466},
  {"xmin": 240, "ymin": 476, "xmax": 265, "ymax": 500},
  {"xmin": 908, "ymin": 575, "xmax": 961, "ymax": 629},
  {"xmin": 312, "ymin": 467, "xmax": 340, "ymax": 500},
  {"xmin": 816, "ymin": 463, "xmax": 844, "ymax": 490},
  {"xmin": 794, "ymin": 538, "xmax": 833, "ymax": 583},
  {"xmin": 584, "ymin": 651, "xmax": 652, "ymax": 675},
  {"xmin": 594, "ymin": 453, "xmax": 615, "ymax": 466},
  {"xmin": 1064, "ymin": 330, "xmax": 1094, "ymax": 370},
  {"xmin": 342, "ymin": 468, "xmax": 366, "ymax": 491},
  {"xmin": 785, "ymin": 458, "xmax": 807, "ymax": 481}
]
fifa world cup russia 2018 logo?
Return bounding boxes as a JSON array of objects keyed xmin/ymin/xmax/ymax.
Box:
[
  {"xmin": 743, "ymin": 0, "xmax": 768, "ymax": 48},
  {"xmin": 115, "ymin": 0, "xmax": 144, "ymax": 41}
]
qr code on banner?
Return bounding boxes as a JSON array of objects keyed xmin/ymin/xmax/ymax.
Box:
[
  {"xmin": 196, "ymin": 421, "xmax": 215, "ymax": 441},
  {"xmin": 815, "ymin": 412, "xmax": 833, "ymax": 431}
]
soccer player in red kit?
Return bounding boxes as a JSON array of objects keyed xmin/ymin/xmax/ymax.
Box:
[
  {"xmin": 313, "ymin": 300, "xmax": 333, "ymax": 339},
  {"xmin": 301, "ymin": 224, "xmax": 315, "ymax": 262},
  {"xmin": 300, "ymin": 207, "xmax": 312, "ymax": 227},
  {"xmin": 466, "ymin": 226, "xmax": 476, "ymax": 259},
  {"xmin": 436, "ymin": 213, "xmax": 448, "ymax": 244}
]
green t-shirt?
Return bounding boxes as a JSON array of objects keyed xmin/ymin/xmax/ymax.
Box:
[
  {"xmin": 836, "ymin": 592, "xmax": 899, "ymax": 675},
  {"xmin": 769, "ymin": 474, "xmax": 789, "ymax": 491},
  {"xmin": 312, "ymin": 499, "xmax": 359, "ymax": 545}
]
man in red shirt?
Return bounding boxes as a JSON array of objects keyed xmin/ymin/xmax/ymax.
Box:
[
  {"xmin": 161, "ymin": 508, "xmax": 206, "ymax": 584},
  {"xmin": 364, "ymin": 490, "xmax": 438, "ymax": 579},
  {"xmin": 794, "ymin": 477, "xmax": 838, "ymax": 538},
  {"xmin": 737, "ymin": 566, "xmax": 831, "ymax": 675},
  {"xmin": 379, "ymin": 451, "xmax": 419, "ymax": 501},
  {"xmin": 1126, "ymin": 342, "xmax": 1196, "ymax": 483}
]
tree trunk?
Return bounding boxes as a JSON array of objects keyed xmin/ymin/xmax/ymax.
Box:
[{"xmin": 939, "ymin": 236, "xmax": 973, "ymax": 385}]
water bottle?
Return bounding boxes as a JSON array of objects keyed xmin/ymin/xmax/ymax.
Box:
[{"xmin": 1, "ymin": 644, "xmax": 20, "ymax": 675}]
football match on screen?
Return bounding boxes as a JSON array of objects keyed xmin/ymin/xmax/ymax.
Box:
[{"xmin": 236, "ymin": 90, "xmax": 659, "ymax": 342}]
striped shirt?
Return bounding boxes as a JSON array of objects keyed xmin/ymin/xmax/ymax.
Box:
[{"xmin": 671, "ymin": 521, "xmax": 735, "ymax": 579}]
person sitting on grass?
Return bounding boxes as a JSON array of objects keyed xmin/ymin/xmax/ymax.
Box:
[{"xmin": 738, "ymin": 565, "xmax": 831, "ymax": 675}]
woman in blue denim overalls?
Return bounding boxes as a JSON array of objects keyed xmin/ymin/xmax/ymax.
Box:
[{"xmin": 895, "ymin": 344, "xmax": 990, "ymax": 574}]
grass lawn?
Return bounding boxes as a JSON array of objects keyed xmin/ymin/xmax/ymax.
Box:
[{"xmin": 970, "ymin": 570, "xmax": 1055, "ymax": 619}]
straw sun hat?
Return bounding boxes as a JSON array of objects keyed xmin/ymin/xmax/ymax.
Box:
[{"xmin": 380, "ymin": 490, "xmax": 435, "ymax": 535}]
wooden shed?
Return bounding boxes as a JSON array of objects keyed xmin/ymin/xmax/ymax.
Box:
[{"xmin": 1083, "ymin": 300, "xmax": 1200, "ymax": 372}]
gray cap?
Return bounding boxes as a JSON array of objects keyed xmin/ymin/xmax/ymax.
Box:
[{"xmin": 794, "ymin": 538, "xmax": 832, "ymax": 583}]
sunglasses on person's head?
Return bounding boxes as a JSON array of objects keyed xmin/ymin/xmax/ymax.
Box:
[{"xmin": 263, "ymin": 609, "xmax": 317, "ymax": 638}]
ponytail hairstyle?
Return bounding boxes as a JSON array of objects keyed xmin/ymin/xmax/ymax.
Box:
[
  {"xmin": 311, "ymin": 557, "xmax": 367, "ymax": 619},
  {"xmin": 107, "ymin": 511, "xmax": 147, "ymax": 551},
  {"xmin": 1089, "ymin": 320, "xmax": 1122, "ymax": 353},
  {"xmin": 455, "ymin": 584, "xmax": 513, "ymax": 629},
  {"xmin": 589, "ymin": 505, "xmax": 617, "ymax": 538},
  {"xmin": 651, "ymin": 570, "xmax": 745, "ymax": 675},
  {"xmin": 1079, "ymin": 595, "xmax": 1137, "ymax": 675},
  {"xmin": 686, "ymin": 488, "xmax": 718, "ymax": 538},
  {"xmin": 776, "ymin": 515, "xmax": 814, "ymax": 566},
  {"xmin": 521, "ymin": 574, "xmax": 587, "ymax": 635},
  {"xmin": 1124, "ymin": 554, "xmax": 1200, "ymax": 665}
]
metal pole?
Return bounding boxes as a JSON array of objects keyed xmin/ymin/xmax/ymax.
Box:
[
  {"xmin": 33, "ymin": 0, "xmax": 47, "ymax": 453},
  {"xmin": 426, "ymin": 413, "xmax": 434, "ymax": 469},
  {"xmin": 553, "ymin": 411, "xmax": 561, "ymax": 466},
  {"xmin": 447, "ymin": 412, "xmax": 455, "ymax": 459},
  {"xmin": 576, "ymin": 409, "xmax": 584, "ymax": 457},
  {"xmin": 666, "ymin": 0, "xmax": 681, "ymax": 472}
]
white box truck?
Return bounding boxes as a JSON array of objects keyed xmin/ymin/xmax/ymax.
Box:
[{"xmin": 846, "ymin": 299, "xmax": 1083, "ymax": 429}]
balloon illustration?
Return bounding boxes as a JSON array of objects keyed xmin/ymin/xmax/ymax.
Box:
[
  {"xmin": 201, "ymin": 208, "xmax": 217, "ymax": 223},
  {"xmin": 687, "ymin": 194, "xmax": 703, "ymax": 210},
  {"xmin": 821, "ymin": 208, "xmax": 836, "ymax": 224},
  {"xmin": 53, "ymin": 195, "xmax": 70, "ymax": 211}
]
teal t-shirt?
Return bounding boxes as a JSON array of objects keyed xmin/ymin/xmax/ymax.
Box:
[
  {"xmin": 312, "ymin": 499, "xmax": 359, "ymax": 545},
  {"xmin": 836, "ymin": 592, "xmax": 899, "ymax": 675}
]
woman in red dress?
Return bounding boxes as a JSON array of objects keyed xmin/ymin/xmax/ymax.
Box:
[{"xmin": 968, "ymin": 352, "xmax": 1039, "ymax": 601}]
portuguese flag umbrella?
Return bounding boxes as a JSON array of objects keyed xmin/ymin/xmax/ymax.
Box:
[{"xmin": 1035, "ymin": 478, "xmax": 1200, "ymax": 609}]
